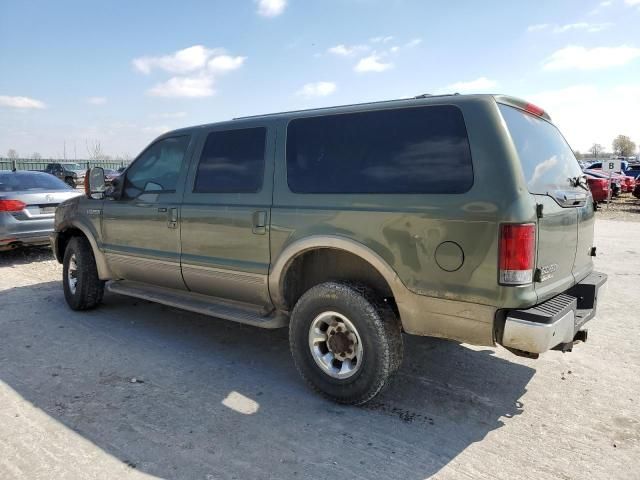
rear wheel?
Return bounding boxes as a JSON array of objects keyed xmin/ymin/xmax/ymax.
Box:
[
  {"xmin": 62, "ymin": 236, "xmax": 104, "ymax": 310},
  {"xmin": 289, "ymin": 282, "xmax": 403, "ymax": 405}
]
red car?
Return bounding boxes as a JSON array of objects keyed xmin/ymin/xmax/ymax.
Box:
[
  {"xmin": 584, "ymin": 173, "xmax": 610, "ymax": 203},
  {"xmin": 586, "ymin": 168, "xmax": 635, "ymax": 193}
]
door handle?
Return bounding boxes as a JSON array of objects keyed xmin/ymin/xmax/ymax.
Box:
[
  {"xmin": 252, "ymin": 210, "xmax": 267, "ymax": 235},
  {"xmin": 167, "ymin": 207, "xmax": 178, "ymax": 229}
]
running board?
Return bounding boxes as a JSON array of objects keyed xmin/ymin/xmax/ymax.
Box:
[{"xmin": 106, "ymin": 280, "xmax": 288, "ymax": 329}]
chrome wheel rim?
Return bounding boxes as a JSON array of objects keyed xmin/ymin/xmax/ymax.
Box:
[
  {"xmin": 308, "ymin": 311, "xmax": 363, "ymax": 379},
  {"xmin": 67, "ymin": 253, "xmax": 78, "ymax": 295}
]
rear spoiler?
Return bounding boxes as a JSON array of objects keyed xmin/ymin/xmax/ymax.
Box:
[{"xmin": 494, "ymin": 95, "xmax": 552, "ymax": 122}]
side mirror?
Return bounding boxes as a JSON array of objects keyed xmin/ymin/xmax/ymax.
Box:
[{"xmin": 87, "ymin": 167, "xmax": 106, "ymax": 198}]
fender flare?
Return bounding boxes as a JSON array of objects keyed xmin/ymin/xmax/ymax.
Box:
[
  {"xmin": 58, "ymin": 221, "xmax": 113, "ymax": 280},
  {"xmin": 268, "ymin": 235, "xmax": 406, "ymax": 311}
]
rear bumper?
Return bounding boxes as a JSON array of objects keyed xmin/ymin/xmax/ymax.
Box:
[
  {"xmin": 499, "ymin": 271, "xmax": 607, "ymax": 354},
  {"xmin": 0, "ymin": 231, "xmax": 52, "ymax": 250}
]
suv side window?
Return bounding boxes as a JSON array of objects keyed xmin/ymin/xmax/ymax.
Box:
[
  {"xmin": 194, "ymin": 127, "xmax": 266, "ymax": 193},
  {"xmin": 286, "ymin": 105, "xmax": 473, "ymax": 194},
  {"xmin": 124, "ymin": 135, "xmax": 190, "ymax": 198}
]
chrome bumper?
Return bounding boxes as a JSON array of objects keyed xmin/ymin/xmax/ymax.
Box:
[{"xmin": 501, "ymin": 271, "xmax": 607, "ymax": 354}]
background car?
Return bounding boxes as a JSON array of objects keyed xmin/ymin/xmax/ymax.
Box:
[
  {"xmin": 41, "ymin": 162, "xmax": 87, "ymax": 188},
  {"xmin": 0, "ymin": 171, "xmax": 82, "ymax": 251},
  {"xmin": 584, "ymin": 169, "xmax": 622, "ymax": 196},
  {"xmin": 584, "ymin": 173, "xmax": 609, "ymax": 203},
  {"xmin": 103, "ymin": 168, "xmax": 121, "ymax": 185}
]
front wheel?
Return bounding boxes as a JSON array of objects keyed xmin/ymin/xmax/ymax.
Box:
[
  {"xmin": 62, "ymin": 236, "xmax": 104, "ymax": 310},
  {"xmin": 289, "ymin": 282, "xmax": 403, "ymax": 405}
]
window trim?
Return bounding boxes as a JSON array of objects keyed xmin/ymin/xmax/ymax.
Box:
[
  {"xmin": 122, "ymin": 134, "xmax": 191, "ymax": 197},
  {"xmin": 284, "ymin": 103, "xmax": 474, "ymax": 195},
  {"xmin": 192, "ymin": 126, "xmax": 268, "ymax": 195}
]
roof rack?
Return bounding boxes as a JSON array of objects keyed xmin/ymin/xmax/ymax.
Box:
[{"xmin": 414, "ymin": 92, "xmax": 460, "ymax": 99}]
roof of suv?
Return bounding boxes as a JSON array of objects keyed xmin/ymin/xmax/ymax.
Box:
[{"xmin": 163, "ymin": 93, "xmax": 550, "ymax": 137}]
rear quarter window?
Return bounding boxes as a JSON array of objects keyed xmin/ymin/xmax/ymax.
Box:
[{"xmin": 286, "ymin": 105, "xmax": 473, "ymax": 194}]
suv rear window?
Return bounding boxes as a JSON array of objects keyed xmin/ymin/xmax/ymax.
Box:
[
  {"xmin": 286, "ymin": 105, "xmax": 473, "ymax": 194},
  {"xmin": 499, "ymin": 104, "xmax": 582, "ymax": 195}
]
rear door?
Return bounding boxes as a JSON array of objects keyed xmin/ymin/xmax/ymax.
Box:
[
  {"xmin": 498, "ymin": 104, "xmax": 593, "ymax": 301},
  {"xmin": 179, "ymin": 124, "xmax": 274, "ymax": 309}
]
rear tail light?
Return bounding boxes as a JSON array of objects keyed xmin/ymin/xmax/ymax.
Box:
[
  {"xmin": 0, "ymin": 199, "xmax": 27, "ymax": 212},
  {"xmin": 499, "ymin": 224, "xmax": 535, "ymax": 285}
]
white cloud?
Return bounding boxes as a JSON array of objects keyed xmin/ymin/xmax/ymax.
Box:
[
  {"xmin": 405, "ymin": 38, "xmax": 423, "ymax": 48},
  {"xmin": 132, "ymin": 45, "xmax": 217, "ymax": 74},
  {"xmin": 443, "ymin": 77, "xmax": 498, "ymax": 92},
  {"xmin": 256, "ymin": 0, "xmax": 287, "ymax": 17},
  {"xmin": 527, "ymin": 84, "xmax": 640, "ymax": 151},
  {"xmin": 87, "ymin": 96, "xmax": 107, "ymax": 105},
  {"xmin": 543, "ymin": 45, "xmax": 640, "ymax": 70},
  {"xmin": 134, "ymin": 46, "xmax": 246, "ymax": 98},
  {"xmin": 554, "ymin": 22, "xmax": 613, "ymax": 33},
  {"xmin": 208, "ymin": 55, "xmax": 246, "ymax": 73},
  {"xmin": 0, "ymin": 95, "xmax": 46, "ymax": 109},
  {"xmin": 296, "ymin": 81, "xmax": 337, "ymax": 97},
  {"xmin": 354, "ymin": 54, "xmax": 393, "ymax": 73},
  {"xmin": 327, "ymin": 44, "xmax": 369, "ymax": 56},
  {"xmin": 150, "ymin": 111, "xmax": 187, "ymax": 119},
  {"xmin": 527, "ymin": 23, "xmax": 550, "ymax": 32},
  {"xmin": 142, "ymin": 125, "xmax": 172, "ymax": 134},
  {"xmin": 147, "ymin": 75, "xmax": 215, "ymax": 98},
  {"xmin": 601, "ymin": 0, "xmax": 613, "ymax": 5},
  {"xmin": 625, "ymin": 0, "xmax": 640, "ymax": 5},
  {"xmin": 370, "ymin": 36, "xmax": 394, "ymax": 44}
]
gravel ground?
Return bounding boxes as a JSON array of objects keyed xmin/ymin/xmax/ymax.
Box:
[
  {"xmin": 0, "ymin": 220, "xmax": 638, "ymax": 480},
  {"xmin": 596, "ymin": 194, "xmax": 640, "ymax": 222}
]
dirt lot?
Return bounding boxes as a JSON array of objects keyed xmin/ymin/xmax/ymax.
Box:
[
  {"xmin": 596, "ymin": 194, "xmax": 640, "ymax": 222},
  {"xmin": 0, "ymin": 219, "xmax": 638, "ymax": 480}
]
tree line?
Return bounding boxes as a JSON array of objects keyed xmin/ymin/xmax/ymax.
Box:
[{"xmin": 575, "ymin": 135, "xmax": 638, "ymax": 160}]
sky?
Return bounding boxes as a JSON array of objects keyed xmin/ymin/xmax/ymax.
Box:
[{"xmin": 1, "ymin": 0, "xmax": 639, "ymax": 159}]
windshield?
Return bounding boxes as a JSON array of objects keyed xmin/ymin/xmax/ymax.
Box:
[
  {"xmin": 0, "ymin": 172, "xmax": 73, "ymax": 192},
  {"xmin": 64, "ymin": 163, "xmax": 84, "ymax": 171},
  {"xmin": 499, "ymin": 104, "xmax": 582, "ymax": 195}
]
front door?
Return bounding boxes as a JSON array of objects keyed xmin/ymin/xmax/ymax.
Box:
[
  {"xmin": 102, "ymin": 135, "xmax": 193, "ymax": 290},
  {"xmin": 180, "ymin": 125, "xmax": 274, "ymax": 309}
]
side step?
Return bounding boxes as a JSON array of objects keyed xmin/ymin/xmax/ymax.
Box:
[{"xmin": 106, "ymin": 280, "xmax": 288, "ymax": 329}]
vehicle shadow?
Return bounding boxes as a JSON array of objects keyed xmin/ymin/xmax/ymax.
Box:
[
  {"xmin": 0, "ymin": 245, "xmax": 54, "ymax": 266},
  {"xmin": 0, "ymin": 280, "xmax": 535, "ymax": 479}
]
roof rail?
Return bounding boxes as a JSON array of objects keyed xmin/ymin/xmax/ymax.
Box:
[{"xmin": 414, "ymin": 92, "xmax": 460, "ymax": 99}]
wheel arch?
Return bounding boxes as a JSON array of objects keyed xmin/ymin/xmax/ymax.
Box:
[
  {"xmin": 56, "ymin": 221, "xmax": 112, "ymax": 280},
  {"xmin": 269, "ymin": 236, "xmax": 405, "ymax": 314}
]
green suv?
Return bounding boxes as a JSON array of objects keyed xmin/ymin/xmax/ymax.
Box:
[{"xmin": 51, "ymin": 94, "xmax": 607, "ymax": 405}]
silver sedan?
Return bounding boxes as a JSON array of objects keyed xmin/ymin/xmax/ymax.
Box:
[{"xmin": 0, "ymin": 171, "xmax": 82, "ymax": 251}]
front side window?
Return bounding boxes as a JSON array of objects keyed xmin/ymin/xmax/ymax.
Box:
[
  {"xmin": 124, "ymin": 136, "xmax": 190, "ymax": 198},
  {"xmin": 194, "ymin": 127, "xmax": 266, "ymax": 193},
  {"xmin": 286, "ymin": 105, "xmax": 473, "ymax": 194}
]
